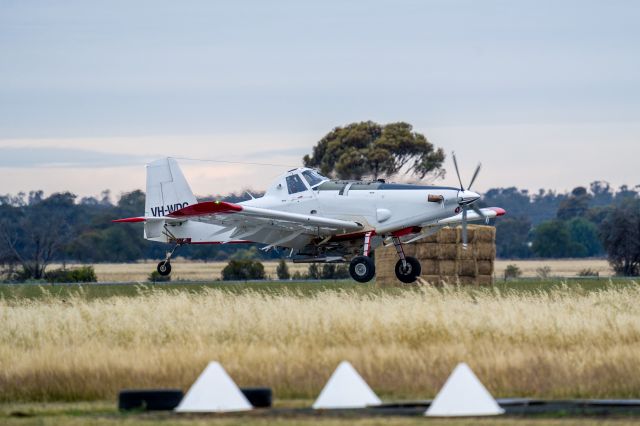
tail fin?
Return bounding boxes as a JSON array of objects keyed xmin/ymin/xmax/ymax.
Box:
[{"xmin": 145, "ymin": 158, "xmax": 198, "ymax": 218}]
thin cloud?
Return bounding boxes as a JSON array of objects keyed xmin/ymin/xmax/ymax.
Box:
[{"xmin": 0, "ymin": 147, "xmax": 151, "ymax": 168}]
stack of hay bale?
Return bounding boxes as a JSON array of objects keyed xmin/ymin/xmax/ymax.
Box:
[{"xmin": 374, "ymin": 225, "xmax": 496, "ymax": 287}]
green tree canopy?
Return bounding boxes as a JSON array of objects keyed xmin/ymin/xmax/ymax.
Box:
[
  {"xmin": 303, "ymin": 121, "xmax": 445, "ymax": 180},
  {"xmin": 532, "ymin": 220, "xmax": 572, "ymax": 258},
  {"xmin": 599, "ymin": 198, "xmax": 640, "ymax": 276},
  {"xmin": 567, "ymin": 217, "xmax": 602, "ymax": 257}
]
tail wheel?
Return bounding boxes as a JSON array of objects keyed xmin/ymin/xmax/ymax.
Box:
[
  {"xmin": 157, "ymin": 261, "xmax": 172, "ymax": 276},
  {"xmin": 349, "ymin": 256, "xmax": 376, "ymax": 283},
  {"xmin": 394, "ymin": 256, "xmax": 421, "ymax": 283}
]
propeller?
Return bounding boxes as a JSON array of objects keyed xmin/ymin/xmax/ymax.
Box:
[{"xmin": 452, "ymin": 152, "xmax": 486, "ymax": 248}]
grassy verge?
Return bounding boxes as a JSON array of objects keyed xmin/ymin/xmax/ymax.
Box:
[
  {"xmin": 2, "ymin": 401, "xmax": 640, "ymax": 425},
  {"xmin": 0, "ymin": 277, "xmax": 636, "ymax": 300}
]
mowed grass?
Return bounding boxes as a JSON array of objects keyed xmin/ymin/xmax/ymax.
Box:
[
  {"xmin": 1, "ymin": 280, "xmax": 639, "ymax": 404},
  {"xmin": 46, "ymin": 259, "xmax": 614, "ymax": 282},
  {"xmin": 5, "ymin": 401, "xmax": 640, "ymax": 426}
]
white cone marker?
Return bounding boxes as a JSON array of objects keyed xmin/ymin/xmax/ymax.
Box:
[
  {"xmin": 425, "ymin": 363, "xmax": 504, "ymax": 417},
  {"xmin": 313, "ymin": 361, "xmax": 382, "ymax": 409},
  {"xmin": 175, "ymin": 362, "xmax": 252, "ymax": 413}
]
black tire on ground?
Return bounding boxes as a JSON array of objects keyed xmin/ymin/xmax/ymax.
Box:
[
  {"xmin": 240, "ymin": 387, "xmax": 273, "ymax": 408},
  {"xmin": 118, "ymin": 389, "xmax": 184, "ymax": 411},
  {"xmin": 157, "ymin": 261, "xmax": 171, "ymax": 276},
  {"xmin": 349, "ymin": 256, "xmax": 376, "ymax": 283},
  {"xmin": 394, "ymin": 256, "xmax": 422, "ymax": 283}
]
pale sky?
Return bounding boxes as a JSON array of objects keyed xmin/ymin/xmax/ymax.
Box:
[{"xmin": 1, "ymin": 0, "xmax": 639, "ymax": 199}]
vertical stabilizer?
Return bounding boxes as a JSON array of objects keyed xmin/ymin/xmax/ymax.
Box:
[{"xmin": 145, "ymin": 158, "xmax": 197, "ymax": 218}]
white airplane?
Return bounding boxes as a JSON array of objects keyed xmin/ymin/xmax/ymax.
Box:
[{"xmin": 114, "ymin": 157, "xmax": 505, "ymax": 283}]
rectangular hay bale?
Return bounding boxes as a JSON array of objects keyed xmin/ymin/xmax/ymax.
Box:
[
  {"xmin": 477, "ymin": 260, "xmax": 494, "ymax": 275},
  {"xmin": 421, "ymin": 260, "xmax": 439, "ymax": 275},
  {"xmin": 458, "ymin": 260, "xmax": 478, "ymax": 277},
  {"xmin": 438, "ymin": 244, "xmax": 458, "ymax": 260},
  {"xmin": 477, "ymin": 275, "xmax": 493, "ymax": 286},
  {"xmin": 437, "ymin": 227, "xmax": 459, "ymax": 244},
  {"xmin": 417, "ymin": 243, "xmax": 439, "ymax": 259},
  {"xmin": 475, "ymin": 226, "xmax": 496, "ymax": 243},
  {"xmin": 423, "ymin": 232, "xmax": 438, "ymax": 243},
  {"xmin": 456, "ymin": 245, "xmax": 475, "ymax": 260},
  {"xmin": 475, "ymin": 243, "xmax": 496, "ymax": 260},
  {"xmin": 439, "ymin": 260, "xmax": 457, "ymax": 275}
]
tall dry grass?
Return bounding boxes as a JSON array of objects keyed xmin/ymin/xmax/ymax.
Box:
[{"xmin": 1, "ymin": 284, "xmax": 639, "ymax": 402}]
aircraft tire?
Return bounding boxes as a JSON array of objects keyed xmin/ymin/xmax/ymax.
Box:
[
  {"xmin": 395, "ymin": 256, "xmax": 421, "ymax": 283},
  {"xmin": 118, "ymin": 389, "xmax": 184, "ymax": 411},
  {"xmin": 157, "ymin": 261, "xmax": 171, "ymax": 276},
  {"xmin": 349, "ymin": 256, "xmax": 376, "ymax": 283},
  {"xmin": 240, "ymin": 387, "xmax": 273, "ymax": 408}
]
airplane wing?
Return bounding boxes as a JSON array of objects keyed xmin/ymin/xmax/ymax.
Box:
[
  {"xmin": 167, "ymin": 200, "xmax": 363, "ymax": 235},
  {"xmin": 434, "ymin": 207, "xmax": 505, "ymax": 226},
  {"xmin": 387, "ymin": 207, "xmax": 506, "ymax": 245}
]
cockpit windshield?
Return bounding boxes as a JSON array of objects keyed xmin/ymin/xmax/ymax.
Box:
[{"xmin": 301, "ymin": 169, "xmax": 328, "ymax": 188}]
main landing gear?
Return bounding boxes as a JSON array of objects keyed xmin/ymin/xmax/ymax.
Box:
[
  {"xmin": 349, "ymin": 256, "xmax": 376, "ymax": 283},
  {"xmin": 349, "ymin": 231, "xmax": 376, "ymax": 283},
  {"xmin": 391, "ymin": 236, "xmax": 421, "ymax": 283},
  {"xmin": 347, "ymin": 232, "xmax": 422, "ymax": 284},
  {"xmin": 156, "ymin": 243, "xmax": 181, "ymax": 276}
]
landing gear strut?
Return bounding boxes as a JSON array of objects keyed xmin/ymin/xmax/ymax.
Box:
[
  {"xmin": 392, "ymin": 236, "xmax": 421, "ymax": 283},
  {"xmin": 156, "ymin": 243, "xmax": 181, "ymax": 276},
  {"xmin": 349, "ymin": 231, "xmax": 376, "ymax": 283}
]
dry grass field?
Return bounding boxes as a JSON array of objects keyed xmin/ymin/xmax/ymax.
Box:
[
  {"xmin": 1, "ymin": 282, "xmax": 639, "ymax": 403},
  {"xmin": 48, "ymin": 259, "xmax": 613, "ymax": 282}
]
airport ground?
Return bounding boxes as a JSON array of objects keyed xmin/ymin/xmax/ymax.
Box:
[
  {"xmin": 3, "ymin": 400, "xmax": 640, "ymax": 426},
  {"xmin": 48, "ymin": 258, "xmax": 614, "ymax": 282}
]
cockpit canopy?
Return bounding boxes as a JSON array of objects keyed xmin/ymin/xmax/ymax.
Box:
[{"xmin": 285, "ymin": 168, "xmax": 329, "ymax": 194}]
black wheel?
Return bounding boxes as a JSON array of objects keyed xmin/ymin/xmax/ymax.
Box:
[
  {"xmin": 349, "ymin": 256, "xmax": 376, "ymax": 283},
  {"xmin": 118, "ymin": 389, "xmax": 184, "ymax": 411},
  {"xmin": 240, "ymin": 387, "xmax": 272, "ymax": 408},
  {"xmin": 157, "ymin": 261, "xmax": 171, "ymax": 276},
  {"xmin": 394, "ymin": 256, "xmax": 421, "ymax": 283}
]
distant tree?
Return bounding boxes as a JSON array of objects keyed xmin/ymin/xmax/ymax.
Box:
[
  {"xmin": 557, "ymin": 187, "xmax": 591, "ymax": 220},
  {"xmin": 585, "ymin": 205, "xmax": 613, "ymax": 226},
  {"xmin": 276, "ymin": 259, "xmax": 290, "ymax": 280},
  {"xmin": 303, "ymin": 121, "xmax": 445, "ymax": 180},
  {"xmin": 222, "ymin": 259, "xmax": 266, "ymax": 280},
  {"xmin": 482, "ymin": 188, "xmax": 532, "ymax": 222},
  {"xmin": 494, "ymin": 216, "xmax": 532, "ymax": 258},
  {"xmin": 599, "ymin": 199, "xmax": 640, "ymax": 276},
  {"xmin": 320, "ymin": 263, "xmax": 350, "ymax": 279},
  {"xmin": 308, "ymin": 263, "xmax": 320, "ymax": 279},
  {"xmin": 530, "ymin": 189, "xmax": 566, "ymax": 225},
  {"xmin": 614, "ymin": 185, "xmax": 639, "ymax": 202},
  {"xmin": 503, "ymin": 264, "xmax": 522, "ymax": 281},
  {"xmin": 531, "ymin": 220, "xmax": 572, "ymax": 258},
  {"xmin": 589, "ymin": 181, "xmax": 614, "ymax": 207},
  {"xmin": 0, "ymin": 192, "xmax": 77, "ymax": 279},
  {"xmin": 566, "ymin": 217, "xmax": 602, "ymax": 257}
]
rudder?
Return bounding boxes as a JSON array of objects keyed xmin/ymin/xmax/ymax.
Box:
[{"xmin": 145, "ymin": 158, "xmax": 198, "ymax": 218}]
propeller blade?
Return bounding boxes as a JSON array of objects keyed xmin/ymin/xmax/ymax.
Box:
[
  {"xmin": 452, "ymin": 152, "xmax": 464, "ymax": 191},
  {"xmin": 471, "ymin": 204, "xmax": 486, "ymax": 218},
  {"xmin": 468, "ymin": 163, "xmax": 482, "ymax": 190},
  {"xmin": 461, "ymin": 206, "xmax": 468, "ymax": 249}
]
